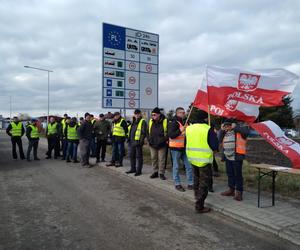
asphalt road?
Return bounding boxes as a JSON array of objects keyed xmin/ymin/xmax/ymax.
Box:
[{"xmin": 0, "ymin": 131, "xmax": 297, "ymax": 250}]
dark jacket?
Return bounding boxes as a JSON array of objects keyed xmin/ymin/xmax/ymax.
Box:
[
  {"xmin": 78, "ymin": 120, "xmax": 94, "ymax": 140},
  {"xmin": 26, "ymin": 125, "xmax": 39, "ymax": 141},
  {"xmin": 168, "ymin": 116, "xmax": 186, "ymax": 151},
  {"xmin": 112, "ymin": 117, "xmax": 128, "ymax": 142},
  {"xmin": 128, "ymin": 117, "xmax": 147, "ymax": 146},
  {"xmin": 147, "ymin": 114, "xmax": 168, "ymax": 149},
  {"xmin": 64, "ymin": 121, "xmax": 80, "ymax": 143},
  {"xmin": 94, "ymin": 119, "xmax": 111, "ymax": 140},
  {"xmin": 6, "ymin": 122, "xmax": 25, "ymax": 137},
  {"xmin": 219, "ymin": 123, "xmax": 249, "ymax": 161}
]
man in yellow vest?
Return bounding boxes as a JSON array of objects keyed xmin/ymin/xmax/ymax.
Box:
[
  {"xmin": 6, "ymin": 116, "xmax": 25, "ymax": 160},
  {"xmin": 220, "ymin": 119, "xmax": 249, "ymax": 201},
  {"xmin": 65, "ymin": 117, "xmax": 80, "ymax": 163},
  {"xmin": 106, "ymin": 112, "xmax": 128, "ymax": 167},
  {"xmin": 61, "ymin": 116, "xmax": 70, "ymax": 160},
  {"xmin": 168, "ymin": 107, "xmax": 193, "ymax": 192},
  {"xmin": 148, "ymin": 107, "xmax": 168, "ymax": 180},
  {"xmin": 126, "ymin": 109, "xmax": 147, "ymax": 176},
  {"xmin": 26, "ymin": 119, "xmax": 40, "ymax": 161},
  {"xmin": 186, "ymin": 110, "xmax": 219, "ymax": 213},
  {"xmin": 46, "ymin": 116, "xmax": 60, "ymax": 159}
]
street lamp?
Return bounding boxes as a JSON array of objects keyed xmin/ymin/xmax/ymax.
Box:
[{"xmin": 24, "ymin": 65, "xmax": 53, "ymax": 127}]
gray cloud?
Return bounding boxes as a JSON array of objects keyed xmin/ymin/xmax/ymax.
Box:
[{"xmin": 0, "ymin": 0, "xmax": 300, "ymax": 118}]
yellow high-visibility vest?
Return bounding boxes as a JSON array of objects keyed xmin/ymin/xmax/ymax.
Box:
[
  {"xmin": 112, "ymin": 118, "xmax": 126, "ymax": 137},
  {"xmin": 67, "ymin": 125, "xmax": 79, "ymax": 140},
  {"xmin": 29, "ymin": 125, "xmax": 40, "ymax": 139},
  {"xmin": 47, "ymin": 122, "xmax": 58, "ymax": 135},
  {"xmin": 10, "ymin": 122, "xmax": 22, "ymax": 137},
  {"xmin": 185, "ymin": 123, "xmax": 213, "ymax": 167},
  {"xmin": 128, "ymin": 119, "xmax": 145, "ymax": 141}
]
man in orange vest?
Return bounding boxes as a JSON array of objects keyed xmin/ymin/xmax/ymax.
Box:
[
  {"xmin": 168, "ymin": 107, "xmax": 193, "ymax": 192},
  {"xmin": 220, "ymin": 119, "xmax": 249, "ymax": 201}
]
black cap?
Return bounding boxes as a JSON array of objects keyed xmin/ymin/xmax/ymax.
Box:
[
  {"xmin": 134, "ymin": 109, "xmax": 141, "ymax": 114},
  {"xmin": 222, "ymin": 118, "xmax": 235, "ymax": 125},
  {"xmin": 113, "ymin": 112, "xmax": 120, "ymax": 117},
  {"xmin": 84, "ymin": 112, "xmax": 90, "ymax": 118},
  {"xmin": 99, "ymin": 113, "xmax": 104, "ymax": 118},
  {"xmin": 151, "ymin": 107, "xmax": 161, "ymax": 114}
]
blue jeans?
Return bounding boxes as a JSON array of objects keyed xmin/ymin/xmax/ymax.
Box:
[
  {"xmin": 171, "ymin": 150, "xmax": 193, "ymax": 186},
  {"xmin": 66, "ymin": 141, "xmax": 78, "ymax": 161},
  {"xmin": 112, "ymin": 141, "xmax": 125, "ymax": 164},
  {"xmin": 225, "ymin": 159, "xmax": 243, "ymax": 192}
]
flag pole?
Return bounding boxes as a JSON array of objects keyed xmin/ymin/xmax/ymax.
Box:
[
  {"xmin": 184, "ymin": 104, "xmax": 194, "ymax": 126},
  {"xmin": 205, "ymin": 65, "xmax": 211, "ymax": 126}
]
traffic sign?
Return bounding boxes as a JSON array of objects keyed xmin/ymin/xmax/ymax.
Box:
[{"xmin": 102, "ymin": 23, "xmax": 159, "ymax": 109}]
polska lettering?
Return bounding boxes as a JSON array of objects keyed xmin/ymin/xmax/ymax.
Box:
[
  {"xmin": 263, "ymin": 132, "xmax": 289, "ymax": 154},
  {"xmin": 227, "ymin": 91, "xmax": 264, "ymax": 105}
]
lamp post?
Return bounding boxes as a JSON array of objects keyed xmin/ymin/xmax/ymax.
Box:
[{"xmin": 24, "ymin": 66, "xmax": 53, "ymax": 127}]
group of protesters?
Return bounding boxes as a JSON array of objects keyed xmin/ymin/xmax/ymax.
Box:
[{"xmin": 6, "ymin": 106, "xmax": 249, "ymax": 213}]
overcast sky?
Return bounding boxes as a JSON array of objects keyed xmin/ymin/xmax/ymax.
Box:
[{"xmin": 1, "ymin": 0, "xmax": 300, "ymax": 118}]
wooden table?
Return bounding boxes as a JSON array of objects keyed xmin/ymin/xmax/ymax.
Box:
[{"xmin": 252, "ymin": 164, "xmax": 300, "ymax": 208}]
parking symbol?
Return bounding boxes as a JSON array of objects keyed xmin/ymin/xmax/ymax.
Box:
[
  {"xmin": 107, "ymin": 79, "xmax": 112, "ymax": 86},
  {"xmin": 107, "ymin": 89, "xmax": 112, "ymax": 96},
  {"xmin": 106, "ymin": 99, "xmax": 112, "ymax": 107}
]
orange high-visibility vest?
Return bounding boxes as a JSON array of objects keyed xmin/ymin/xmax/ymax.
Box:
[
  {"xmin": 169, "ymin": 121, "xmax": 187, "ymax": 149},
  {"xmin": 236, "ymin": 133, "xmax": 247, "ymax": 155}
]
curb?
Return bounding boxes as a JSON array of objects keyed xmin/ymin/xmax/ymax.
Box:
[{"xmin": 101, "ymin": 163, "xmax": 300, "ymax": 246}]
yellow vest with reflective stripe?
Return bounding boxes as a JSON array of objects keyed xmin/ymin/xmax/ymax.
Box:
[
  {"xmin": 11, "ymin": 122, "xmax": 22, "ymax": 137},
  {"xmin": 47, "ymin": 122, "xmax": 58, "ymax": 135},
  {"xmin": 149, "ymin": 118, "xmax": 167, "ymax": 136},
  {"xmin": 67, "ymin": 125, "xmax": 79, "ymax": 140},
  {"xmin": 29, "ymin": 125, "xmax": 40, "ymax": 139},
  {"xmin": 113, "ymin": 118, "xmax": 126, "ymax": 137},
  {"xmin": 61, "ymin": 119, "xmax": 66, "ymax": 131},
  {"xmin": 186, "ymin": 123, "xmax": 213, "ymax": 167},
  {"xmin": 128, "ymin": 119, "xmax": 145, "ymax": 141}
]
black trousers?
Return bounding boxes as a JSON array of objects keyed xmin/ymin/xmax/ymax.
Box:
[
  {"xmin": 96, "ymin": 139, "xmax": 107, "ymax": 161},
  {"xmin": 11, "ymin": 137, "xmax": 25, "ymax": 159},
  {"xmin": 27, "ymin": 139, "xmax": 39, "ymax": 160},
  {"xmin": 129, "ymin": 143, "xmax": 143, "ymax": 174},
  {"xmin": 193, "ymin": 164, "xmax": 211, "ymax": 210},
  {"xmin": 47, "ymin": 137, "xmax": 59, "ymax": 158}
]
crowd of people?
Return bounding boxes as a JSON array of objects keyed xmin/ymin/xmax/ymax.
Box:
[{"xmin": 6, "ymin": 106, "xmax": 249, "ymax": 213}]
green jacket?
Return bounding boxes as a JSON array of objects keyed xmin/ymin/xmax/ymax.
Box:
[{"xmin": 94, "ymin": 120, "xmax": 111, "ymax": 140}]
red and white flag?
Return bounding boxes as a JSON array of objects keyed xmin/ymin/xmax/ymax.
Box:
[
  {"xmin": 206, "ymin": 65, "xmax": 299, "ymax": 107},
  {"xmin": 193, "ymin": 78, "xmax": 259, "ymax": 123},
  {"xmin": 251, "ymin": 121, "xmax": 300, "ymax": 168}
]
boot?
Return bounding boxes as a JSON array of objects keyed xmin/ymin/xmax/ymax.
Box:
[
  {"xmin": 150, "ymin": 172, "xmax": 159, "ymax": 179},
  {"xmin": 233, "ymin": 191, "xmax": 243, "ymax": 201},
  {"xmin": 221, "ymin": 188, "xmax": 235, "ymax": 196}
]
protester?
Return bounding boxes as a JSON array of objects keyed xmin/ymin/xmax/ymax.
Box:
[
  {"xmin": 6, "ymin": 116, "xmax": 25, "ymax": 160},
  {"xmin": 61, "ymin": 116, "xmax": 71, "ymax": 160},
  {"xmin": 220, "ymin": 119, "xmax": 249, "ymax": 201},
  {"xmin": 89, "ymin": 114, "xmax": 97, "ymax": 157},
  {"xmin": 168, "ymin": 107, "xmax": 193, "ymax": 191},
  {"xmin": 78, "ymin": 113, "xmax": 94, "ymax": 167},
  {"xmin": 65, "ymin": 117, "xmax": 80, "ymax": 163},
  {"xmin": 106, "ymin": 112, "xmax": 128, "ymax": 167},
  {"xmin": 185, "ymin": 110, "xmax": 219, "ymax": 213},
  {"xmin": 126, "ymin": 109, "xmax": 147, "ymax": 176},
  {"xmin": 148, "ymin": 107, "xmax": 168, "ymax": 180},
  {"xmin": 46, "ymin": 116, "xmax": 60, "ymax": 159},
  {"xmin": 26, "ymin": 119, "xmax": 41, "ymax": 161},
  {"xmin": 94, "ymin": 113, "xmax": 111, "ymax": 163}
]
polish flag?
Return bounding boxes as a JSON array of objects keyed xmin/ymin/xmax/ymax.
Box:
[
  {"xmin": 251, "ymin": 121, "xmax": 300, "ymax": 168},
  {"xmin": 206, "ymin": 65, "xmax": 299, "ymax": 107},
  {"xmin": 193, "ymin": 78, "xmax": 259, "ymax": 123}
]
